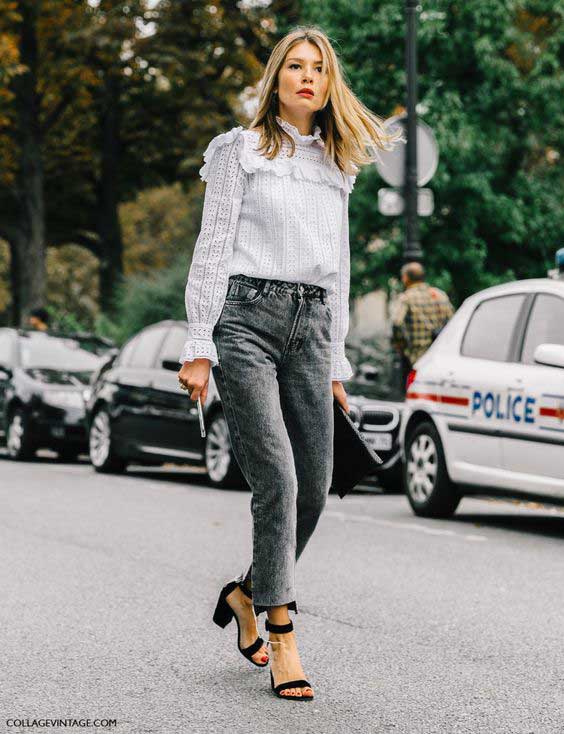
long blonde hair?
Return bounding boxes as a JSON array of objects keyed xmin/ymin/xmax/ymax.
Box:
[{"xmin": 249, "ymin": 26, "xmax": 404, "ymax": 175}]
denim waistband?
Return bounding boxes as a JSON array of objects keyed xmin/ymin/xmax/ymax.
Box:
[{"xmin": 229, "ymin": 273, "xmax": 327, "ymax": 303}]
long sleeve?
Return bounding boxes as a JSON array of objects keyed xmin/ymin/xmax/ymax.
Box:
[
  {"xmin": 327, "ymin": 189, "xmax": 354, "ymax": 381},
  {"xmin": 179, "ymin": 127, "xmax": 246, "ymax": 367}
]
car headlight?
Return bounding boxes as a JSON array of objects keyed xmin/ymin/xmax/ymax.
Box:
[{"xmin": 42, "ymin": 390, "xmax": 85, "ymax": 409}]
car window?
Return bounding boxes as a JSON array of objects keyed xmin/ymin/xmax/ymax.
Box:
[
  {"xmin": 521, "ymin": 294, "xmax": 564, "ymax": 364},
  {"xmin": 159, "ymin": 326, "xmax": 188, "ymax": 365},
  {"xmin": 461, "ymin": 294, "xmax": 526, "ymax": 361},
  {"xmin": 117, "ymin": 335, "xmax": 140, "ymax": 367},
  {"xmin": 128, "ymin": 326, "xmax": 168, "ymax": 369},
  {"xmin": 19, "ymin": 333, "xmax": 102, "ymax": 370},
  {"xmin": 0, "ymin": 330, "xmax": 14, "ymax": 366}
]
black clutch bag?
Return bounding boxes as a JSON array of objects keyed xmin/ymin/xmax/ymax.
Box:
[{"xmin": 331, "ymin": 398, "xmax": 384, "ymax": 499}]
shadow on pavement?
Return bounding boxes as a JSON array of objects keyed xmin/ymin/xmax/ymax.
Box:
[{"xmin": 452, "ymin": 510, "xmax": 564, "ymax": 540}]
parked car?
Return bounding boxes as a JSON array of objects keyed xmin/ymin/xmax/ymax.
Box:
[
  {"xmin": 345, "ymin": 335, "xmax": 405, "ymax": 492},
  {"xmin": 85, "ymin": 319, "xmax": 405, "ymax": 491},
  {"xmin": 400, "ymin": 278, "xmax": 564, "ymax": 517},
  {"xmin": 346, "ymin": 395, "xmax": 403, "ymax": 492},
  {"xmin": 0, "ymin": 328, "xmax": 106, "ymax": 460}
]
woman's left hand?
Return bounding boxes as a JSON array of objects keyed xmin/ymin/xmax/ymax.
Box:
[{"xmin": 332, "ymin": 380, "xmax": 350, "ymax": 414}]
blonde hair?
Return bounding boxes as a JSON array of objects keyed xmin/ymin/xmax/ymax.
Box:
[{"xmin": 249, "ymin": 25, "xmax": 404, "ymax": 175}]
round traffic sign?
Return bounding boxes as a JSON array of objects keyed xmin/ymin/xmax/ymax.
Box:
[{"xmin": 374, "ymin": 114, "xmax": 439, "ymax": 187}]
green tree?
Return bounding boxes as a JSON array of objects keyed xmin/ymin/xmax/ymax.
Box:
[{"xmin": 302, "ymin": 0, "xmax": 563, "ymax": 303}]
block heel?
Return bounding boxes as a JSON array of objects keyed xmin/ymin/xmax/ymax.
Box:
[
  {"xmin": 212, "ymin": 590, "xmax": 234, "ymax": 628},
  {"xmin": 212, "ymin": 579, "xmax": 269, "ymax": 668}
]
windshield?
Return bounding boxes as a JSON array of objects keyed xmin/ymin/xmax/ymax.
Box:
[{"xmin": 19, "ymin": 333, "xmax": 103, "ymax": 371}]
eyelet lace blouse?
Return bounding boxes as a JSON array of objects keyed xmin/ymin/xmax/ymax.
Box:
[{"xmin": 179, "ymin": 114, "xmax": 358, "ymax": 381}]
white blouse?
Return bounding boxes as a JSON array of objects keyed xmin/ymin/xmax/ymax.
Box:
[{"xmin": 179, "ymin": 114, "xmax": 358, "ymax": 381}]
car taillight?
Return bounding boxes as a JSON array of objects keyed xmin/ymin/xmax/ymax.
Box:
[{"xmin": 406, "ymin": 369, "xmax": 417, "ymax": 391}]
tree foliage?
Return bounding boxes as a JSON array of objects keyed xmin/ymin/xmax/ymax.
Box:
[{"xmin": 303, "ymin": 0, "xmax": 563, "ymax": 303}]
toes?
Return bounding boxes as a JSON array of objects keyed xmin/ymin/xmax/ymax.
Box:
[{"xmin": 301, "ymin": 687, "xmax": 313, "ymax": 697}]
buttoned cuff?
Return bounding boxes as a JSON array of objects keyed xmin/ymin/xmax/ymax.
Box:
[{"xmin": 331, "ymin": 343, "xmax": 354, "ymax": 382}]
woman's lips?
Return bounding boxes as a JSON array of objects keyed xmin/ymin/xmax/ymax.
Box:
[{"xmin": 297, "ymin": 91, "xmax": 314, "ymax": 97}]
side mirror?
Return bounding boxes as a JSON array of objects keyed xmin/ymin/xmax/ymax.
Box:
[
  {"xmin": 534, "ymin": 343, "xmax": 564, "ymax": 369},
  {"xmin": 161, "ymin": 359, "xmax": 180, "ymax": 372}
]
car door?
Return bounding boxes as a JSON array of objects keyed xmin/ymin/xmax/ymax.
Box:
[
  {"xmin": 111, "ymin": 325, "xmax": 169, "ymax": 450},
  {"xmin": 501, "ymin": 292, "xmax": 564, "ymax": 487},
  {"xmin": 144, "ymin": 324, "xmax": 206, "ymax": 461},
  {"xmin": 445, "ymin": 293, "xmax": 529, "ymax": 476},
  {"xmin": 0, "ymin": 329, "xmax": 15, "ymax": 432},
  {"xmin": 148, "ymin": 324, "xmax": 204, "ymax": 459}
]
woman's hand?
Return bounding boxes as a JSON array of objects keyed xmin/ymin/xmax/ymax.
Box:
[
  {"xmin": 332, "ymin": 380, "xmax": 350, "ymax": 414},
  {"xmin": 177, "ymin": 358, "xmax": 211, "ymax": 405}
]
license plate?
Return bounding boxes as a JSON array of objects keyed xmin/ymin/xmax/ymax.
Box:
[{"xmin": 361, "ymin": 432, "xmax": 392, "ymax": 451}]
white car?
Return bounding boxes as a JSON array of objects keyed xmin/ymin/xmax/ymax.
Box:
[{"xmin": 399, "ymin": 278, "xmax": 564, "ymax": 517}]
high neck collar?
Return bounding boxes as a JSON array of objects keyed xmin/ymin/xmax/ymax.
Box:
[{"xmin": 275, "ymin": 115, "xmax": 323, "ymax": 146}]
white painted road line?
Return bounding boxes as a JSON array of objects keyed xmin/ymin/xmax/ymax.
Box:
[{"xmin": 325, "ymin": 510, "xmax": 488, "ymax": 541}]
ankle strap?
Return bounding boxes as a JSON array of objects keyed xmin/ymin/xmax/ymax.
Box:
[
  {"xmin": 238, "ymin": 582, "xmax": 253, "ymax": 600},
  {"xmin": 265, "ymin": 619, "xmax": 294, "ymax": 634}
]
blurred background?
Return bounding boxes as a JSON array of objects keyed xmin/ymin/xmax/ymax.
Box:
[{"xmin": 0, "ymin": 0, "xmax": 562, "ymax": 354}]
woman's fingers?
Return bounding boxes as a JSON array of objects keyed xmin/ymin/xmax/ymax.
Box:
[
  {"xmin": 331, "ymin": 380, "xmax": 350, "ymax": 413},
  {"xmin": 177, "ymin": 360, "xmax": 211, "ymax": 403}
]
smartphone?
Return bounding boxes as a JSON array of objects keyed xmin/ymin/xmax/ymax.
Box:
[{"xmin": 196, "ymin": 395, "xmax": 206, "ymax": 438}]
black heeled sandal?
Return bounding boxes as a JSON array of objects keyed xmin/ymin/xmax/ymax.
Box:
[
  {"xmin": 212, "ymin": 580, "xmax": 269, "ymax": 668},
  {"xmin": 265, "ymin": 619, "xmax": 314, "ymax": 701}
]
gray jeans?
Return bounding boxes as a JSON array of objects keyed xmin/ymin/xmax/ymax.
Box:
[{"xmin": 211, "ymin": 273, "xmax": 334, "ymax": 615}]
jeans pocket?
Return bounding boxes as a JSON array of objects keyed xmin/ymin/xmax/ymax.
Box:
[{"xmin": 225, "ymin": 280, "xmax": 265, "ymax": 305}]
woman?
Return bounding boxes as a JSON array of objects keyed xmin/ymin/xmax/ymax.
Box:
[{"xmin": 177, "ymin": 26, "xmax": 401, "ymax": 701}]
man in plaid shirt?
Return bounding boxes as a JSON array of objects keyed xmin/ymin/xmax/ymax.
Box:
[{"xmin": 391, "ymin": 262, "xmax": 454, "ymax": 389}]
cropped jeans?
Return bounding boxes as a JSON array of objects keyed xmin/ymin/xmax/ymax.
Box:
[{"xmin": 211, "ymin": 273, "xmax": 334, "ymax": 615}]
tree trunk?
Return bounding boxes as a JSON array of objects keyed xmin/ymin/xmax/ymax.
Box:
[
  {"xmin": 8, "ymin": 238, "xmax": 21, "ymax": 326},
  {"xmin": 97, "ymin": 72, "xmax": 124, "ymax": 313},
  {"xmin": 12, "ymin": 1, "xmax": 46, "ymax": 327}
]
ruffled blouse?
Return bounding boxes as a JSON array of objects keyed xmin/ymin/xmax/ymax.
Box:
[{"xmin": 179, "ymin": 114, "xmax": 357, "ymax": 381}]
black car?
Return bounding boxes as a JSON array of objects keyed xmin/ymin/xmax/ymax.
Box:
[
  {"xmin": 0, "ymin": 328, "xmax": 107, "ymax": 460},
  {"xmin": 85, "ymin": 319, "xmax": 404, "ymax": 491},
  {"xmin": 344, "ymin": 338, "xmax": 405, "ymax": 492}
]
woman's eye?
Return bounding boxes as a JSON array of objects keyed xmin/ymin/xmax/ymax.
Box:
[{"xmin": 289, "ymin": 63, "xmax": 323, "ymax": 72}]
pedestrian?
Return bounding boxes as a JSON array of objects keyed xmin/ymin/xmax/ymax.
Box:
[
  {"xmin": 27, "ymin": 307, "xmax": 50, "ymax": 332},
  {"xmin": 177, "ymin": 26, "xmax": 402, "ymax": 701},
  {"xmin": 391, "ymin": 262, "xmax": 454, "ymax": 390}
]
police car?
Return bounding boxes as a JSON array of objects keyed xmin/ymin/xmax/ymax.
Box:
[{"xmin": 399, "ymin": 277, "xmax": 564, "ymax": 517}]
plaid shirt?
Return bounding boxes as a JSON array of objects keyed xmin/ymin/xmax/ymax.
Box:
[{"xmin": 391, "ymin": 282, "xmax": 454, "ymax": 364}]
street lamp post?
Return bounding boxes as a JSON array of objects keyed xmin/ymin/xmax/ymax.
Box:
[{"xmin": 404, "ymin": 0, "xmax": 423, "ymax": 262}]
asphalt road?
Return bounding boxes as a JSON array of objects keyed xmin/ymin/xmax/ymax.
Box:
[{"xmin": 1, "ymin": 452, "xmax": 564, "ymax": 734}]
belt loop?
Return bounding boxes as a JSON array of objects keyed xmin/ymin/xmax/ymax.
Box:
[{"xmin": 263, "ymin": 280, "xmax": 271, "ymax": 297}]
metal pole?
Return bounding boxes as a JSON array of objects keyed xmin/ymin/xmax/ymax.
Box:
[{"xmin": 404, "ymin": 0, "xmax": 423, "ymax": 262}]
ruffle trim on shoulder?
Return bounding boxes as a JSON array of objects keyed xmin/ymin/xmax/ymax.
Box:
[
  {"xmin": 199, "ymin": 126, "xmax": 244, "ymax": 183},
  {"xmin": 239, "ymin": 130, "xmax": 357, "ymax": 194}
]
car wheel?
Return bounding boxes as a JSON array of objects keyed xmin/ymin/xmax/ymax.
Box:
[
  {"xmin": 404, "ymin": 421, "xmax": 461, "ymax": 518},
  {"xmin": 89, "ymin": 408, "xmax": 127, "ymax": 474},
  {"xmin": 205, "ymin": 412, "xmax": 247, "ymax": 489},
  {"xmin": 7, "ymin": 408, "xmax": 36, "ymax": 461}
]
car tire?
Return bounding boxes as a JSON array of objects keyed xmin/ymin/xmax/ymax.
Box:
[
  {"xmin": 404, "ymin": 421, "xmax": 461, "ymax": 518},
  {"xmin": 204, "ymin": 412, "xmax": 247, "ymax": 489},
  {"xmin": 88, "ymin": 407, "xmax": 127, "ymax": 474},
  {"xmin": 6, "ymin": 408, "xmax": 36, "ymax": 461}
]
